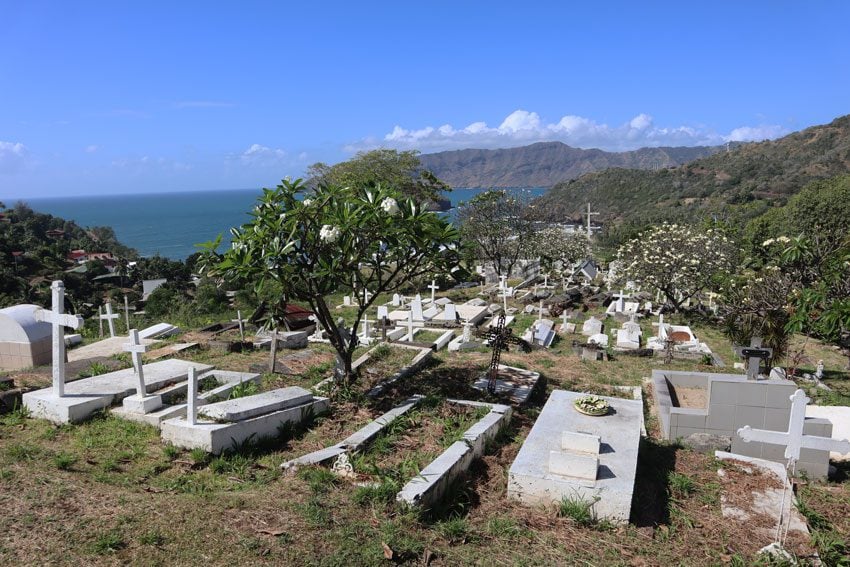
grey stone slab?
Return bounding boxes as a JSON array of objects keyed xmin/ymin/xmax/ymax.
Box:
[
  {"xmin": 199, "ymin": 386, "xmax": 313, "ymax": 422},
  {"xmin": 508, "ymin": 390, "xmax": 642, "ymax": 523},
  {"xmin": 139, "ymin": 323, "xmax": 179, "ymax": 339}
]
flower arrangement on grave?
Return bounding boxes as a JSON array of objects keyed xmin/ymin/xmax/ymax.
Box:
[{"xmin": 573, "ymin": 394, "xmax": 610, "ymax": 416}]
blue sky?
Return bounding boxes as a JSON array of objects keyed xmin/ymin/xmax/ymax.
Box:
[{"xmin": 1, "ymin": 1, "xmax": 849, "ymax": 199}]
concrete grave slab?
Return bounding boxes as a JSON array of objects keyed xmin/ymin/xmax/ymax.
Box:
[
  {"xmin": 508, "ymin": 390, "xmax": 642, "ymax": 523},
  {"xmin": 473, "ymin": 364, "xmax": 540, "ymax": 405},
  {"xmin": 23, "ymin": 359, "xmax": 213, "ymax": 424},
  {"xmin": 199, "ymin": 386, "xmax": 313, "ymax": 422}
]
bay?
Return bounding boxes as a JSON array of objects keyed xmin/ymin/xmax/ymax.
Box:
[{"xmin": 26, "ymin": 186, "xmax": 547, "ymax": 260}]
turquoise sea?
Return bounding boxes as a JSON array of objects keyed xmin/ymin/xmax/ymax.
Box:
[{"xmin": 26, "ymin": 187, "xmax": 547, "ymax": 260}]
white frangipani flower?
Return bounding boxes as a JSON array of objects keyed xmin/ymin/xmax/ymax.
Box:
[
  {"xmin": 381, "ymin": 197, "xmax": 400, "ymax": 216},
  {"xmin": 320, "ymin": 224, "xmax": 341, "ymax": 243}
]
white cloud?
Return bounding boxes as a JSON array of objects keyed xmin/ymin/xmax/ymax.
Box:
[
  {"xmin": 238, "ymin": 143, "xmax": 287, "ymax": 166},
  {"xmin": 348, "ymin": 110, "xmax": 788, "ymax": 153},
  {"xmin": 111, "ymin": 155, "xmax": 192, "ymax": 172},
  {"xmin": 726, "ymin": 125, "xmax": 786, "ymax": 142},
  {"xmin": 85, "ymin": 145, "xmax": 99, "ymax": 153},
  {"xmin": 0, "ymin": 141, "xmax": 29, "ymax": 174}
]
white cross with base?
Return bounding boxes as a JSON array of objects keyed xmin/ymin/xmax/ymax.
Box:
[
  {"xmin": 232, "ymin": 310, "xmax": 246, "ymax": 342},
  {"xmin": 428, "ymin": 279, "xmax": 439, "ymax": 304},
  {"xmin": 362, "ymin": 288, "xmax": 372, "ymax": 305},
  {"xmin": 186, "ymin": 366, "xmax": 199, "ymax": 426},
  {"xmin": 100, "ymin": 302, "xmax": 119, "ymax": 338},
  {"xmin": 738, "ymin": 389, "xmax": 850, "ymax": 461},
  {"xmin": 498, "ymin": 274, "xmax": 508, "ymax": 291},
  {"xmin": 462, "ymin": 319, "xmax": 473, "ymax": 343},
  {"xmin": 123, "ymin": 329, "xmax": 148, "ymax": 398},
  {"xmin": 34, "ymin": 280, "xmax": 83, "ymax": 397}
]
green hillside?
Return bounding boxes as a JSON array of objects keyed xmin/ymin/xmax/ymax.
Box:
[{"xmin": 534, "ymin": 114, "xmax": 850, "ymax": 227}]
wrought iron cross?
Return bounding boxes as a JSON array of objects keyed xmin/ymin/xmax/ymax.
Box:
[{"xmin": 477, "ymin": 312, "xmax": 530, "ymax": 394}]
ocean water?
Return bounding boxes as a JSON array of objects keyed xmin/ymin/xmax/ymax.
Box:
[{"xmin": 26, "ymin": 187, "xmax": 547, "ymax": 260}]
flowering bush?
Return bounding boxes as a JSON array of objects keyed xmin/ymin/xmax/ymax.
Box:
[
  {"xmin": 615, "ymin": 223, "xmax": 738, "ymax": 311},
  {"xmin": 526, "ymin": 227, "xmax": 589, "ymax": 276}
]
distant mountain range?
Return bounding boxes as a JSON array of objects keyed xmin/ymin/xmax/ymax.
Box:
[
  {"xmin": 418, "ymin": 141, "xmax": 722, "ymax": 188},
  {"xmin": 532, "ymin": 114, "xmax": 850, "ymax": 225}
]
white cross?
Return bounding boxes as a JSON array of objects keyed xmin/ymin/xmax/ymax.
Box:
[
  {"xmin": 100, "ymin": 302, "xmax": 119, "ymax": 337},
  {"xmin": 359, "ymin": 316, "xmax": 372, "ymax": 340},
  {"xmin": 538, "ymin": 300, "xmax": 544, "ymax": 323},
  {"xmin": 738, "ymin": 389, "xmax": 850, "ymax": 462},
  {"xmin": 187, "ymin": 366, "xmax": 198, "ymax": 426},
  {"xmin": 498, "ymin": 275, "xmax": 508, "ymax": 290},
  {"xmin": 428, "ymin": 279, "xmax": 439, "ymax": 304},
  {"xmin": 562, "ymin": 310, "xmax": 570, "ymax": 327},
  {"xmin": 362, "ymin": 289, "xmax": 372, "ymax": 305},
  {"xmin": 584, "ymin": 203, "xmax": 599, "ymax": 238},
  {"xmin": 543, "ymin": 274, "xmax": 549, "ymax": 288},
  {"xmin": 123, "ymin": 329, "xmax": 149, "ymax": 398},
  {"xmin": 34, "ymin": 281, "xmax": 83, "ymax": 398},
  {"xmin": 232, "ymin": 310, "xmax": 246, "ymax": 341},
  {"xmin": 402, "ymin": 312, "xmax": 416, "ymax": 341}
]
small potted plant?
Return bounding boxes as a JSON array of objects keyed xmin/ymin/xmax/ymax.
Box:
[{"xmin": 573, "ymin": 394, "xmax": 610, "ymax": 416}]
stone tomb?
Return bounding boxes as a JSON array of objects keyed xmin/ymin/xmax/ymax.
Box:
[
  {"xmin": 23, "ymin": 358, "xmax": 213, "ymax": 424},
  {"xmin": 0, "ymin": 304, "xmax": 53, "ymax": 370},
  {"xmin": 652, "ymin": 370, "xmax": 835, "ymax": 478},
  {"xmin": 472, "ymin": 364, "xmax": 541, "ymax": 405},
  {"xmin": 508, "ymin": 390, "xmax": 642, "ymax": 523},
  {"xmin": 521, "ymin": 318, "xmax": 556, "ymax": 348},
  {"xmin": 161, "ymin": 382, "xmax": 329, "ymax": 454}
]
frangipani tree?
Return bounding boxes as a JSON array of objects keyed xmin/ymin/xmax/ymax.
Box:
[
  {"xmin": 527, "ymin": 227, "xmax": 589, "ymax": 277},
  {"xmin": 200, "ymin": 179, "xmax": 460, "ymax": 386},
  {"xmin": 616, "ymin": 223, "xmax": 737, "ymax": 311}
]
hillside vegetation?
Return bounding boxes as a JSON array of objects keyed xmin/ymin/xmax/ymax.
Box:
[
  {"xmin": 534, "ymin": 114, "xmax": 850, "ymax": 227},
  {"xmin": 418, "ymin": 141, "xmax": 719, "ymax": 188}
]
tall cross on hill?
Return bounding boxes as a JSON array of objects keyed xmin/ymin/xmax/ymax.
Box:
[
  {"xmin": 584, "ymin": 203, "xmax": 599, "ymax": 238},
  {"xmin": 34, "ymin": 281, "xmax": 84, "ymax": 398}
]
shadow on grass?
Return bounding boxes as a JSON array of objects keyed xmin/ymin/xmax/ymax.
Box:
[{"xmin": 630, "ymin": 437, "xmax": 679, "ymax": 527}]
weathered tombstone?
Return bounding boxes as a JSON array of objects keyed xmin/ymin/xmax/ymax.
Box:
[
  {"xmin": 100, "ymin": 302, "xmax": 119, "ymax": 338},
  {"xmin": 391, "ymin": 293, "xmax": 401, "ymax": 307},
  {"xmin": 376, "ymin": 305, "xmax": 389, "ymax": 321},
  {"xmin": 443, "ymin": 303, "xmax": 457, "ymax": 323},
  {"xmin": 343, "ymin": 295, "xmax": 352, "ymax": 307},
  {"xmin": 581, "ymin": 316, "xmax": 603, "ymax": 337},
  {"xmin": 734, "ymin": 337, "xmax": 773, "ymax": 380},
  {"xmin": 410, "ymin": 298, "xmax": 424, "ymax": 321},
  {"xmin": 34, "ymin": 281, "xmax": 83, "ymax": 397}
]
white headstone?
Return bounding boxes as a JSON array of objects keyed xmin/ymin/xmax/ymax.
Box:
[
  {"xmin": 34, "ymin": 281, "xmax": 83, "ymax": 397},
  {"xmin": 391, "ymin": 293, "xmax": 401, "ymax": 307},
  {"xmin": 443, "ymin": 303, "xmax": 457, "ymax": 322},
  {"xmin": 377, "ymin": 305, "xmax": 389, "ymax": 320},
  {"xmin": 581, "ymin": 316, "xmax": 603, "ymax": 337},
  {"xmin": 343, "ymin": 295, "xmax": 352, "ymax": 307},
  {"xmin": 410, "ymin": 298, "xmax": 424, "ymax": 321}
]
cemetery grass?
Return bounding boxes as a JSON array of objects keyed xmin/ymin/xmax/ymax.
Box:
[{"xmin": 2, "ymin": 307, "xmax": 849, "ymax": 564}]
